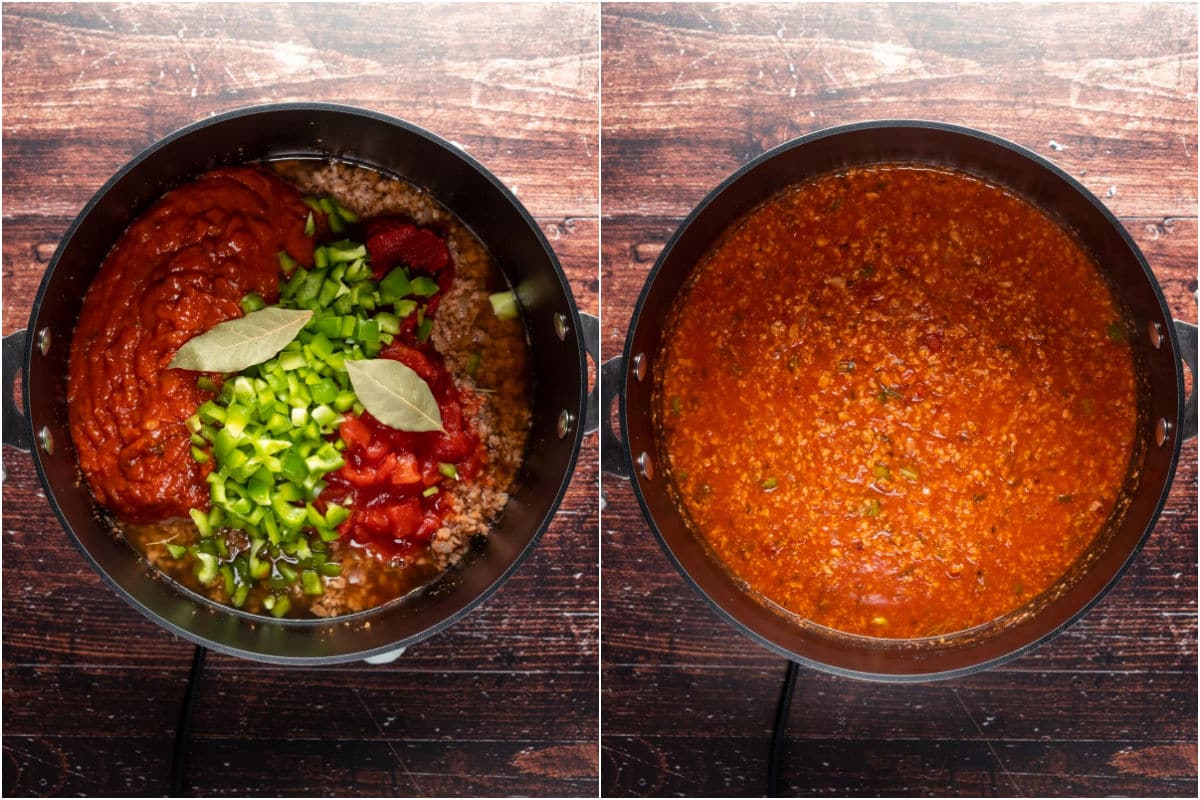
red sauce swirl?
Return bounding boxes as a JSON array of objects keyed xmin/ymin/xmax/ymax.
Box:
[{"xmin": 67, "ymin": 167, "xmax": 314, "ymax": 522}]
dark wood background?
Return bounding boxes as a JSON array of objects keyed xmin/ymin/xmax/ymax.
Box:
[
  {"xmin": 601, "ymin": 3, "xmax": 1197, "ymax": 797},
  {"xmin": 2, "ymin": 4, "xmax": 598, "ymax": 796}
]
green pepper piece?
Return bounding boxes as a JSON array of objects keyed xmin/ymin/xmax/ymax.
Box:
[
  {"xmin": 240, "ymin": 292, "xmax": 266, "ymax": 313},
  {"xmin": 488, "ymin": 290, "xmax": 519, "ymax": 320},
  {"xmin": 301, "ymin": 569, "xmax": 323, "ymax": 596}
]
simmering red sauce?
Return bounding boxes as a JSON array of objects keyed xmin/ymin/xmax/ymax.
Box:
[
  {"xmin": 657, "ymin": 164, "xmax": 1138, "ymax": 639},
  {"xmin": 67, "ymin": 167, "xmax": 314, "ymax": 522}
]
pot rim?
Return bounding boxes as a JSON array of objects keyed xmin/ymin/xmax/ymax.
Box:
[
  {"xmin": 619, "ymin": 118, "xmax": 1187, "ymax": 681},
  {"xmin": 24, "ymin": 101, "xmax": 587, "ymax": 664}
]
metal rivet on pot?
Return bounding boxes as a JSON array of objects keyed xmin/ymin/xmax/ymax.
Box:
[
  {"xmin": 557, "ymin": 409, "xmax": 574, "ymax": 439},
  {"xmin": 1148, "ymin": 321, "xmax": 1163, "ymax": 349},
  {"xmin": 36, "ymin": 327, "xmax": 51, "ymax": 356},
  {"xmin": 637, "ymin": 451, "xmax": 654, "ymax": 480},
  {"xmin": 38, "ymin": 427, "xmax": 54, "ymax": 455},
  {"xmin": 1155, "ymin": 417, "xmax": 1172, "ymax": 447},
  {"xmin": 553, "ymin": 313, "xmax": 570, "ymax": 342},
  {"xmin": 632, "ymin": 353, "xmax": 647, "ymax": 382}
]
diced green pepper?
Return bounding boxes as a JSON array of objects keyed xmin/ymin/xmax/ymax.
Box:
[
  {"xmin": 241, "ymin": 292, "xmax": 266, "ymax": 313},
  {"xmin": 301, "ymin": 569, "xmax": 323, "ymax": 596},
  {"xmin": 417, "ymin": 317, "xmax": 434, "ymax": 342},
  {"xmin": 195, "ymin": 552, "xmax": 218, "ymax": 584},
  {"xmin": 379, "ymin": 268, "xmax": 412, "ymax": 300},
  {"xmin": 488, "ymin": 290, "xmax": 519, "ymax": 320},
  {"xmin": 189, "ymin": 507, "xmax": 212, "ymax": 538}
]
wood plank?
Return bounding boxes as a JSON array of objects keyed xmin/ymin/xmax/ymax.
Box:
[
  {"xmin": 3, "ymin": 664, "xmax": 596, "ymax": 743},
  {"xmin": 2, "ymin": 3, "xmax": 599, "ymax": 221},
  {"xmin": 604, "ymin": 664, "xmax": 1195, "ymax": 742},
  {"xmin": 3, "ymin": 735, "xmax": 597, "ymax": 797},
  {"xmin": 602, "ymin": 734, "xmax": 1197, "ymax": 797},
  {"xmin": 601, "ymin": 3, "xmax": 1197, "ymax": 219}
]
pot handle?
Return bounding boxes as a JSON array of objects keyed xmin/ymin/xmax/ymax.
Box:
[
  {"xmin": 600, "ymin": 356, "xmax": 630, "ymax": 478},
  {"xmin": 1176, "ymin": 320, "xmax": 1197, "ymax": 441},
  {"xmin": 3, "ymin": 329, "xmax": 32, "ymax": 453},
  {"xmin": 580, "ymin": 312, "xmax": 600, "ymax": 436}
]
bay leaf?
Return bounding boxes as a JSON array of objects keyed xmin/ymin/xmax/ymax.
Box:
[
  {"xmin": 168, "ymin": 307, "xmax": 313, "ymax": 372},
  {"xmin": 345, "ymin": 358, "xmax": 444, "ymax": 432}
]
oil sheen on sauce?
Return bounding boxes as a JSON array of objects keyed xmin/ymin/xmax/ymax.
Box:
[{"xmin": 656, "ymin": 164, "xmax": 1138, "ymax": 639}]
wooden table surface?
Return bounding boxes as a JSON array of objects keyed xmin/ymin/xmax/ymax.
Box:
[
  {"xmin": 601, "ymin": 3, "xmax": 1197, "ymax": 797},
  {"xmin": 2, "ymin": 4, "xmax": 598, "ymax": 797}
]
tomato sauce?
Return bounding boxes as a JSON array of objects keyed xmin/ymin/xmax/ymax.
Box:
[
  {"xmin": 656, "ymin": 164, "xmax": 1138, "ymax": 639},
  {"xmin": 67, "ymin": 167, "xmax": 314, "ymax": 522}
]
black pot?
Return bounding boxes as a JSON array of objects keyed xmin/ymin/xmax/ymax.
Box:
[
  {"xmin": 604, "ymin": 120, "xmax": 1197, "ymax": 681},
  {"xmin": 2, "ymin": 103, "xmax": 596, "ymax": 664}
]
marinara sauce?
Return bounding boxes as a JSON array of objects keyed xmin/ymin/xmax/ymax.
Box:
[
  {"xmin": 67, "ymin": 167, "xmax": 314, "ymax": 522},
  {"xmin": 656, "ymin": 164, "xmax": 1138, "ymax": 639}
]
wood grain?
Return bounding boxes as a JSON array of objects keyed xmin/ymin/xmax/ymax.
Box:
[
  {"xmin": 1, "ymin": 4, "xmax": 598, "ymax": 797},
  {"xmin": 602, "ymin": 3, "xmax": 1197, "ymax": 219},
  {"xmin": 601, "ymin": 3, "xmax": 1197, "ymax": 797}
]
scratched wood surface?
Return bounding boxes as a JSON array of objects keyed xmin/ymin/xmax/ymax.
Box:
[
  {"xmin": 600, "ymin": 3, "xmax": 1197, "ymax": 797},
  {"xmin": 2, "ymin": 3, "xmax": 598, "ymax": 797}
]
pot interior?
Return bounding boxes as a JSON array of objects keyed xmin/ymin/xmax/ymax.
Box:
[
  {"xmin": 623, "ymin": 121, "xmax": 1185, "ymax": 680},
  {"xmin": 26, "ymin": 104, "xmax": 585, "ymax": 663}
]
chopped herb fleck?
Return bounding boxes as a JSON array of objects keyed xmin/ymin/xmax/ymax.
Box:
[
  {"xmin": 671, "ymin": 396, "xmax": 682, "ymax": 415},
  {"xmin": 1105, "ymin": 322, "xmax": 1127, "ymax": 343},
  {"xmin": 761, "ymin": 477, "xmax": 778, "ymax": 491},
  {"xmin": 898, "ymin": 465, "xmax": 919, "ymax": 481},
  {"xmin": 876, "ymin": 384, "xmax": 903, "ymax": 404},
  {"xmin": 872, "ymin": 464, "xmax": 892, "ymax": 481},
  {"xmin": 1057, "ymin": 494, "xmax": 1074, "ymax": 504}
]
